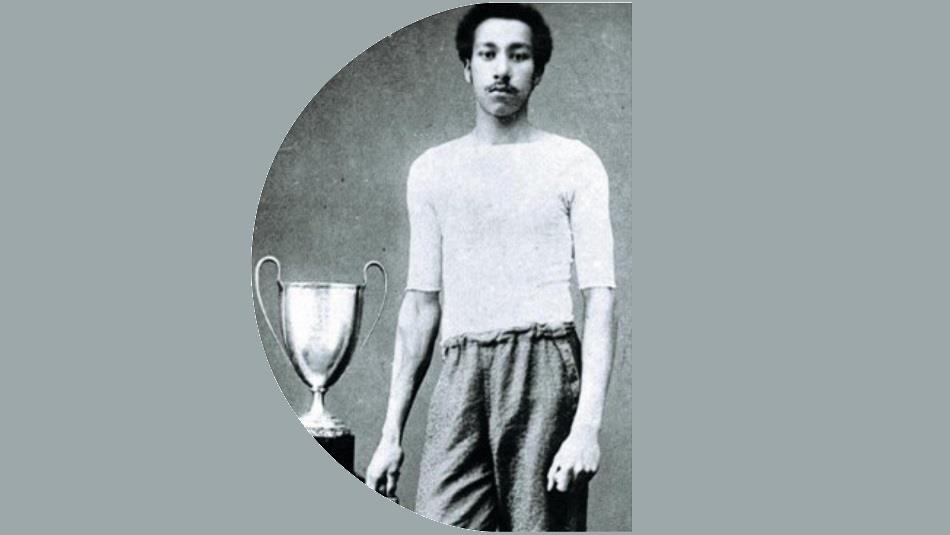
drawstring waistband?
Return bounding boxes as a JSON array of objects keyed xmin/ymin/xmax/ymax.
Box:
[{"xmin": 440, "ymin": 322, "xmax": 576, "ymax": 350}]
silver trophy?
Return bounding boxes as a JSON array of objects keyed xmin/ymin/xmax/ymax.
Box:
[{"xmin": 254, "ymin": 255, "xmax": 387, "ymax": 437}]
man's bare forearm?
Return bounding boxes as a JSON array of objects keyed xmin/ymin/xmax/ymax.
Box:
[
  {"xmin": 547, "ymin": 287, "xmax": 615, "ymax": 491},
  {"xmin": 379, "ymin": 290, "xmax": 441, "ymax": 445},
  {"xmin": 571, "ymin": 287, "xmax": 615, "ymax": 435}
]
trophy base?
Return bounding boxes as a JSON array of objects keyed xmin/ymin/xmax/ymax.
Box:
[
  {"xmin": 303, "ymin": 423, "xmax": 352, "ymax": 438},
  {"xmin": 299, "ymin": 412, "xmax": 350, "ymax": 436}
]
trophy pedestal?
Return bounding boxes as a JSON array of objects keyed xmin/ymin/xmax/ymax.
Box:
[
  {"xmin": 310, "ymin": 429, "xmax": 355, "ymax": 473},
  {"xmin": 300, "ymin": 393, "xmax": 355, "ymax": 472}
]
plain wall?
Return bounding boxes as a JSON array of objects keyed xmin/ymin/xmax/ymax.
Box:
[{"xmin": 251, "ymin": 4, "xmax": 632, "ymax": 530}]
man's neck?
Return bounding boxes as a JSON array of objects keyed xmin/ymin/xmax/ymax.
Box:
[{"xmin": 472, "ymin": 105, "xmax": 539, "ymax": 145}]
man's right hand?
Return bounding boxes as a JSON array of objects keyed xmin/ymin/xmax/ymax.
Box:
[
  {"xmin": 365, "ymin": 440, "xmax": 404, "ymax": 498},
  {"xmin": 364, "ymin": 291, "xmax": 440, "ymax": 500}
]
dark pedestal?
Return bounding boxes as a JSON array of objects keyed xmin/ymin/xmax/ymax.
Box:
[{"xmin": 312, "ymin": 432, "xmax": 355, "ymax": 473}]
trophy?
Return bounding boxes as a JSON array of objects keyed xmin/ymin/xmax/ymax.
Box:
[{"xmin": 254, "ymin": 255, "xmax": 387, "ymax": 440}]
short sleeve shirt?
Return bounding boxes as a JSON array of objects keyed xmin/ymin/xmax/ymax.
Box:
[{"xmin": 406, "ymin": 132, "xmax": 614, "ymax": 339}]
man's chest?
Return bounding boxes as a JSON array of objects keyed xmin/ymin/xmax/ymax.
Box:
[{"xmin": 434, "ymin": 168, "xmax": 572, "ymax": 238}]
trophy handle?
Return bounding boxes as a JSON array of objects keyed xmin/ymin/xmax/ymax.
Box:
[
  {"xmin": 357, "ymin": 260, "xmax": 388, "ymax": 353},
  {"xmin": 254, "ymin": 255, "xmax": 291, "ymax": 363}
]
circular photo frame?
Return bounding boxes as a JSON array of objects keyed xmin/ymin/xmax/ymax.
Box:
[{"xmin": 252, "ymin": 4, "xmax": 632, "ymax": 531}]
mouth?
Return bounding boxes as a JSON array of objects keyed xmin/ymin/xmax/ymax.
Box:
[{"xmin": 488, "ymin": 86, "xmax": 517, "ymax": 95}]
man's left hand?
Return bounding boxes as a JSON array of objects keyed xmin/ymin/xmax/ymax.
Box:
[{"xmin": 546, "ymin": 427, "xmax": 600, "ymax": 492}]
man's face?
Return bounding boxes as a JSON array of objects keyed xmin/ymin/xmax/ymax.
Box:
[{"xmin": 464, "ymin": 18, "xmax": 540, "ymax": 119}]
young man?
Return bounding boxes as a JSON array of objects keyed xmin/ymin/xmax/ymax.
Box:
[{"xmin": 365, "ymin": 4, "xmax": 615, "ymax": 531}]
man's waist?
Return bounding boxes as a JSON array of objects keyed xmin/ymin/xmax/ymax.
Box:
[
  {"xmin": 438, "ymin": 282, "xmax": 575, "ymax": 340},
  {"xmin": 440, "ymin": 321, "xmax": 577, "ymax": 349}
]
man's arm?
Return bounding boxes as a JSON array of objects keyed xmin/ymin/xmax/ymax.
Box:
[
  {"xmin": 547, "ymin": 287, "xmax": 615, "ymax": 492},
  {"xmin": 365, "ymin": 289, "xmax": 441, "ymax": 497}
]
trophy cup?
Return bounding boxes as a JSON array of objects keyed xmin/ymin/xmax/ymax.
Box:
[{"xmin": 254, "ymin": 255, "xmax": 387, "ymax": 468}]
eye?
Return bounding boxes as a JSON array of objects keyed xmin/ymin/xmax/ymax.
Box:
[
  {"xmin": 512, "ymin": 52, "xmax": 531, "ymax": 62},
  {"xmin": 478, "ymin": 50, "xmax": 496, "ymax": 60}
]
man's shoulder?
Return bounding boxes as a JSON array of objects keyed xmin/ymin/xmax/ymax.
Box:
[
  {"xmin": 407, "ymin": 135, "xmax": 472, "ymax": 188},
  {"xmin": 415, "ymin": 134, "xmax": 473, "ymax": 163},
  {"xmin": 543, "ymin": 132, "xmax": 598, "ymax": 157},
  {"xmin": 533, "ymin": 133, "xmax": 609, "ymax": 191}
]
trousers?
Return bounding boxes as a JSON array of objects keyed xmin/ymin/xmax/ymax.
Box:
[{"xmin": 415, "ymin": 322, "xmax": 588, "ymax": 531}]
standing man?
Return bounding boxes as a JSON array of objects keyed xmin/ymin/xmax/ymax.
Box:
[{"xmin": 366, "ymin": 4, "xmax": 615, "ymax": 531}]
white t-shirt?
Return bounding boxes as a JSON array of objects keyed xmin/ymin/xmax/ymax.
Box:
[{"xmin": 406, "ymin": 132, "xmax": 615, "ymax": 339}]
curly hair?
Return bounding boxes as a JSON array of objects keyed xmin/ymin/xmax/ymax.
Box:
[{"xmin": 455, "ymin": 4, "xmax": 553, "ymax": 77}]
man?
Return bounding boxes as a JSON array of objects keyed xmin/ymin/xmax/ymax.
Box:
[{"xmin": 365, "ymin": 4, "xmax": 615, "ymax": 531}]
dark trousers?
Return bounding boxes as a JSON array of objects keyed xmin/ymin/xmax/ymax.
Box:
[{"xmin": 415, "ymin": 323, "xmax": 587, "ymax": 532}]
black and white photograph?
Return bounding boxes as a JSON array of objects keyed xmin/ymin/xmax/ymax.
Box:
[
  {"xmin": 252, "ymin": 3, "xmax": 632, "ymax": 531},
  {"xmin": 9, "ymin": 0, "xmax": 950, "ymax": 534}
]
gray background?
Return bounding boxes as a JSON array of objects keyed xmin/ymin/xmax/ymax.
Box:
[
  {"xmin": 251, "ymin": 4, "xmax": 631, "ymax": 529},
  {"xmin": 3, "ymin": 1, "xmax": 950, "ymax": 534}
]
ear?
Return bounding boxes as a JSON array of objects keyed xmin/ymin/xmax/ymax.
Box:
[
  {"xmin": 463, "ymin": 59, "xmax": 472, "ymax": 84},
  {"xmin": 532, "ymin": 71, "xmax": 543, "ymax": 88}
]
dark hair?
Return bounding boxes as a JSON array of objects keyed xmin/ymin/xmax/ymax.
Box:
[{"xmin": 455, "ymin": 3, "xmax": 553, "ymax": 77}]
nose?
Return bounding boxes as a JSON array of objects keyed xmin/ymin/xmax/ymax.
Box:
[{"xmin": 493, "ymin": 57, "xmax": 511, "ymax": 80}]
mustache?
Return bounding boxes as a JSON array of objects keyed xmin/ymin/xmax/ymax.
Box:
[{"xmin": 488, "ymin": 83, "xmax": 518, "ymax": 94}]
